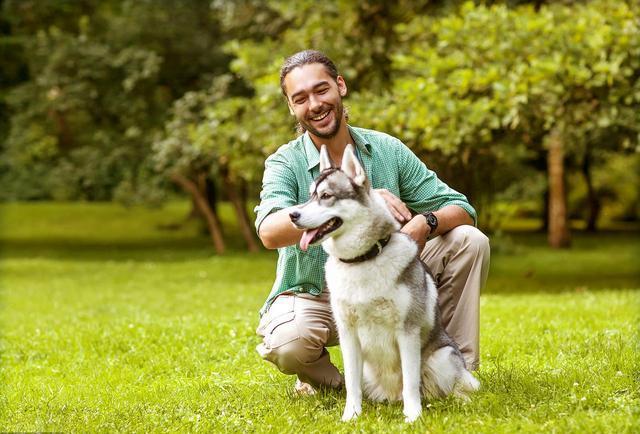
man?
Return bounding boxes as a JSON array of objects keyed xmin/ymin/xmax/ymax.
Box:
[{"xmin": 254, "ymin": 50, "xmax": 489, "ymax": 393}]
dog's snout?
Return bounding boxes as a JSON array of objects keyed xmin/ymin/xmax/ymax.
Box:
[{"xmin": 289, "ymin": 211, "xmax": 301, "ymax": 222}]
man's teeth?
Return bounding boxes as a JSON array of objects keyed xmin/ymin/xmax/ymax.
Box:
[{"xmin": 311, "ymin": 111, "xmax": 330, "ymax": 121}]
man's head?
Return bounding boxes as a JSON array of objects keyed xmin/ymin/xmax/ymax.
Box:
[{"xmin": 280, "ymin": 50, "xmax": 347, "ymax": 139}]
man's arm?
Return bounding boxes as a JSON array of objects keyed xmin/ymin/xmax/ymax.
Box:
[
  {"xmin": 390, "ymin": 140, "xmax": 476, "ymax": 250},
  {"xmin": 401, "ymin": 205, "xmax": 473, "ymax": 252},
  {"xmin": 255, "ymin": 149, "xmax": 303, "ymax": 250},
  {"xmin": 258, "ymin": 207, "xmax": 303, "ymax": 249},
  {"xmin": 395, "ymin": 140, "xmax": 477, "ymax": 226}
]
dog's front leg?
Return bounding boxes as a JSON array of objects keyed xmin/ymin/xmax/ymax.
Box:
[
  {"xmin": 398, "ymin": 329, "xmax": 422, "ymax": 423},
  {"xmin": 339, "ymin": 326, "xmax": 363, "ymax": 421}
]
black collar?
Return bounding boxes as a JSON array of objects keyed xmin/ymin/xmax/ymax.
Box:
[{"xmin": 339, "ymin": 235, "xmax": 392, "ymax": 264}]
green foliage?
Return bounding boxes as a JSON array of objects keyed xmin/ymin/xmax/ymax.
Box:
[
  {"xmin": 1, "ymin": 0, "xmax": 639, "ymax": 228},
  {"xmin": 380, "ymin": 0, "xmax": 640, "ymax": 216},
  {"xmin": 206, "ymin": 0, "xmax": 639, "ymax": 225},
  {"xmin": 0, "ymin": 0, "xmax": 230, "ymax": 201},
  {"xmin": 2, "ymin": 27, "xmax": 162, "ymax": 200}
]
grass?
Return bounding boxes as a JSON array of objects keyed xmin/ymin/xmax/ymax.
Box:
[{"xmin": 1, "ymin": 201, "xmax": 638, "ymax": 433}]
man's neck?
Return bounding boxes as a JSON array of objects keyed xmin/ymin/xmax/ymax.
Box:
[{"xmin": 308, "ymin": 122, "xmax": 353, "ymax": 167}]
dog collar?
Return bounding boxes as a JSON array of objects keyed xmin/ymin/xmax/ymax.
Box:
[{"xmin": 339, "ymin": 235, "xmax": 391, "ymax": 264}]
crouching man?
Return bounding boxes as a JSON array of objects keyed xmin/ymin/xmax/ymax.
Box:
[{"xmin": 254, "ymin": 50, "xmax": 490, "ymax": 393}]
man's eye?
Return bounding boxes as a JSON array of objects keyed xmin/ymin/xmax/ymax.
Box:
[
  {"xmin": 320, "ymin": 193, "xmax": 332, "ymax": 200},
  {"xmin": 317, "ymin": 88, "xmax": 328, "ymax": 94},
  {"xmin": 294, "ymin": 98, "xmax": 306, "ymax": 105}
]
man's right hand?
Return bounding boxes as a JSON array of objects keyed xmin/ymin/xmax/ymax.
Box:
[
  {"xmin": 258, "ymin": 207, "xmax": 305, "ymax": 249},
  {"xmin": 374, "ymin": 189, "xmax": 412, "ymax": 224}
]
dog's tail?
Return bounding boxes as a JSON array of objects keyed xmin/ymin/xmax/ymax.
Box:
[
  {"xmin": 460, "ymin": 370, "xmax": 480, "ymax": 393},
  {"xmin": 450, "ymin": 369, "xmax": 480, "ymax": 401}
]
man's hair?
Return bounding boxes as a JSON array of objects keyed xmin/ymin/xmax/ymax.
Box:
[{"xmin": 280, "ymin": 50, "xmax": 339, "ymax": 96}]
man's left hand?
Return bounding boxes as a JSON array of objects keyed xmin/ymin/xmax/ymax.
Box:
[{"xmin": 401, "ymin": 215, "xmax": 430, "ymax": 252}]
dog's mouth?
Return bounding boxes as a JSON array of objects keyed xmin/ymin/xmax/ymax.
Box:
[{"xmin": 299, "ymin": 217, "xmax": 343, "ymax": 251}]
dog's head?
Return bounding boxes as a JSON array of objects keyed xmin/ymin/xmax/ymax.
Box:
[{"xmin": 290, "ymin": 144, "xmax": 372, "ymax": 251}]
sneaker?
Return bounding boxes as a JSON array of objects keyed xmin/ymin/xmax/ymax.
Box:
[{"xmin": 294, "ymin": 379, "xmax": 317, "ymax": 396}]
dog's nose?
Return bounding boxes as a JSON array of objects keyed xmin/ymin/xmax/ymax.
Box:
[{"xmin": 289, "ymin": 211, "xmax": 301, "ymax": 222}]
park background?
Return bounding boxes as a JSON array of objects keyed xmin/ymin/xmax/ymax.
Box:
[{"xmin": 0, "ymin": 0, "xmax": 638, "ymax": 432}]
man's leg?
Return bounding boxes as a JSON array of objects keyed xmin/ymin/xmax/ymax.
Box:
[
  {"xmin": 256, "ymin": 290, "xmax": 343, "ymax": 389},
  {"xmin": 420, "ymin": 225, "xmax": 490, "ymax": 370}
]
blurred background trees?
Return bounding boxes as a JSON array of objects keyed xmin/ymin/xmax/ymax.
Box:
[{"xmin": 1, "ymin": 0, "xmax": 638, "ymax": 250}]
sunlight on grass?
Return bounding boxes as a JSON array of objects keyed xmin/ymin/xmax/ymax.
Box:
[{"xmin": 1, "ymin": 202, "xmax": 638, "ymax": 432}]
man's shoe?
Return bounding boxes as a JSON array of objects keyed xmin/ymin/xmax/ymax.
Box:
[{"xmin": 294, "ymin": 379, "xmax": 317, "ymax": 396}]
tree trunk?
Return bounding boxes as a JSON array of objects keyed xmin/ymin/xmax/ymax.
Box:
[
  {"xmin": 170, "ymin": 172, "xmax": 225, "ymax": 254},
  {"xmin": 541, "ymin": 188, "xmax": 550, "ymax": 233},
  {"xmin": 546, "ymin": 129, "xmax": 571, "ymax": 248},
  {"xmin": 188, "ymin": 176, "xmax": 219, "ymax": 221},
  {"xmin": 582, "ymin": 149, "xmax": 600, "ymax": 232},
  {"xmin": 221, "ymin": 169, "xmax": 259, "ymax": 252}
]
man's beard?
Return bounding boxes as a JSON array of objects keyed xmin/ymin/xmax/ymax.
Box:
[{"xmin": 299, "ymin": 102, "xmax": 344, "ymax": 139}]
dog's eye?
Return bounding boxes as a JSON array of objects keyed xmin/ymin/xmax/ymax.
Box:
[{"xmin": 320, "ymin": 192, "xmax": 332, "ymax": 200}]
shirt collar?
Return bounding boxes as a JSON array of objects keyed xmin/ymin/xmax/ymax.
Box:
[{"xmin": 304, "ymin": 125, "xmax": 372, "ymax": 172}]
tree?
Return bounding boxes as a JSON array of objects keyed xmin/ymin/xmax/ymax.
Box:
[
  {"xmin": 0, "ymin": 0, "xmax": 231, "ymax": 202},
  {"xmin": 382, "ymin": 0, "xmax": 640, "ymax": 247}
]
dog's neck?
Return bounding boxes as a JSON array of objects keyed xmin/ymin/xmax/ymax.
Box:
[{"xmin": 323, "ymin": 191, "xmax": 399, "ymax": 261}]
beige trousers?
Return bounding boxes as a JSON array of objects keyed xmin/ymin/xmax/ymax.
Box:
[{"xmin": 256, "ymin": 225, "xmax": 490, "ymax": 388}]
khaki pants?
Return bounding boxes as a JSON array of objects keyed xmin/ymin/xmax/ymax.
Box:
[{"xmin": 256, "ymin": 225, "xmax": 490, "ymax": 388}]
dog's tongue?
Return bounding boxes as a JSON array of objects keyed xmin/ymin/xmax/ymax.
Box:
[{"xmin": 300, "ymin": 228, "xmax": 320, "ymax": 251}]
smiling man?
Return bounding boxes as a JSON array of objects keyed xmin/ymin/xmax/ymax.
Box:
[{"xmin": 254, "ymin": 50, "xmax": 490, "ymax": 394}]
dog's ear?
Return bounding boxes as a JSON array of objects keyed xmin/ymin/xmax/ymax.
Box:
[
  {"xmin": 319, "ymin": 145, "xmax": 332, "ymax": 172},
  {"xmin": 341, "ymin": 144, "xmax": 367, "ymax": 186}
]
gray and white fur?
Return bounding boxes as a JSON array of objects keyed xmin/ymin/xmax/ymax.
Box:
[{"xmin": 290, "ymin": 144, "xmax": 479, "ymax": 423}]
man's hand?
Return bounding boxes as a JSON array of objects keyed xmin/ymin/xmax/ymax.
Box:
[
  {"xmin": 400, "ymin": 215, "xmax": 430, "ymax": 252},
  {"xmin": 375, "ymin": 189, "xmax": 412, "ymax": 223}
]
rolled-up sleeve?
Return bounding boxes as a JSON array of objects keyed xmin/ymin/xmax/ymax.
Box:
[
  {"xmin": 254, "ymin": 152, "xmax": 299, "ymax": 233},
  {"xmin": 396, "ymin": 141, "xmax": 477, "ymax": 225}
]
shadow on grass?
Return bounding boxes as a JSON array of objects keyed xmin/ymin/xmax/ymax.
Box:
[
  {"xmin": 0, "ymin": 237, "xmax": 274, "ymax": 263},
  {"xmin": 1, "ymin": 229, "xmax": 637, "ymax": 293}
]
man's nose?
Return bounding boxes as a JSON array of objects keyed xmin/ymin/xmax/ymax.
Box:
[
  {"xmin": 308, "ymin": 95, "xmax": 322, "ymax": 112},
  {"xmin": 289, "ymin": 211, "xmax": 301, "ymax": 222}
]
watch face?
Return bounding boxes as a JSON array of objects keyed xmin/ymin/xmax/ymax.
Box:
[{"xmin": 424, "ymin": 212, "xmax": 437, "ymax": 230}]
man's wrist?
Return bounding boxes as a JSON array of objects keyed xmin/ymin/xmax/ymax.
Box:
[{"xmin": 421, "ymin": 211, "xmax": 438, "ymax": 238}]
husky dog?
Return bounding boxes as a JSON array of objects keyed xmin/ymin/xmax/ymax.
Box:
[{"xmin": 289, "ymin": 145, "xmax": 479, "ymax": 422}]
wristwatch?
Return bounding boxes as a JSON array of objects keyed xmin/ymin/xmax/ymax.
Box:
[{"xmin": 421, "ymin": 212, "xmax": 438, "ymax": 235}]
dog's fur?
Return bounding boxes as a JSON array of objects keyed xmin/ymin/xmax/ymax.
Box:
[{"xmin": 290, "ymin": 145, "xmax": 479, "ymax": 422}]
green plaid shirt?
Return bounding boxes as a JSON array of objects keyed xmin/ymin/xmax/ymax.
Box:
[{"xmin": 254, "ymin": 125, "xmax": 476, "ymax": 316}]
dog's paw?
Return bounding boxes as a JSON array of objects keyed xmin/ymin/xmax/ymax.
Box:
[
  {"xmin": 341, "ymin": 405, "xmax": 361, "ymax": 422},
  {"xmin": 403, "ymin": 404, "xmax": 422, "ymax": 423}
]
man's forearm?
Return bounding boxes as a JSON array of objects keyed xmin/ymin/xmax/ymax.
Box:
[
  {"xmin": 431, "ymin": 205, "xmax": 475, "ymax": 237},
  {"xmin": 401, "ymin": 205, "xmax": 474, "ymax": 251},
  {"xmin": 258, "ymin": 207, "xmax": 304, "ymax": 249}
]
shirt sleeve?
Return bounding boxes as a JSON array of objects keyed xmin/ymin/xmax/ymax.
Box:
[
  {"xmin": 254, "ymin": 151, "xmax": 299, "ymax": 233},
  {"xmin": 395, "ymin": 140, "xmax": 477, "ymax": 225}
]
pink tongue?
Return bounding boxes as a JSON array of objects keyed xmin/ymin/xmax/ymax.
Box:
[{"xmin": 300, "ymin": 228, "xmax": 320, "ymax": 251}]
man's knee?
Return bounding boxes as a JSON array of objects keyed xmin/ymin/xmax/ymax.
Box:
[
  {"xmin": 260, "ymin": 339, "xmax": 314, "ymax": 374},
  {"xmin": 257, "ymin": 320, "xmax": 327, "ymax": 374},
  {"xmin": 449, "ymin": 225, "xmax": 490, "ymax": 256}
]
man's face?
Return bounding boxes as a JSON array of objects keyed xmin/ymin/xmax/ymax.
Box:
[{"xmin": 283, "ymin": 63, "xmax": 347, "ymax": 139}]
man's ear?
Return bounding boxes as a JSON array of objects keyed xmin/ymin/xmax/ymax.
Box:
[
  {"xmin": 337, "ymin": 76, "xmax": 347, "ymax": 97},
  {"xmin": 287, "ymin": 100, "xmax": 295, "ymax": 116},
  {"xmin": 340, "ymin": 144, "xmax": 366, "ymax": 186}
]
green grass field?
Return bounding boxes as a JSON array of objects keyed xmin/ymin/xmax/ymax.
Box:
[{"xmin": 1, "ymin": 202, "xmax": 638, "ymax": 433}]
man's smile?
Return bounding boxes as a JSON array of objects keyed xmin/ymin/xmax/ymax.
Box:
[{"xmin": 310, "ymin": 110, "xmax": 331, "ymax": 122}]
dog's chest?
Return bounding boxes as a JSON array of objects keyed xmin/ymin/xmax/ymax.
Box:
[
  {"xmin": 326, "ymin": 260, "xmax": 411, "ymax": 328},
  {"xmin": 339, "ymin": 296, "xmax": 403, "ymax": 328}
]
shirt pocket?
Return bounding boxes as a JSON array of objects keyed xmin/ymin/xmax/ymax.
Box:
[{"xmin": 257, "ymin": 294, "xmax": 299, "ymax": 349}]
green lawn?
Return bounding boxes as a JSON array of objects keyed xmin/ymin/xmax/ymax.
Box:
[{"xmin": 1, "ymin": 202, "xmax": 638, "ymax": 433}]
